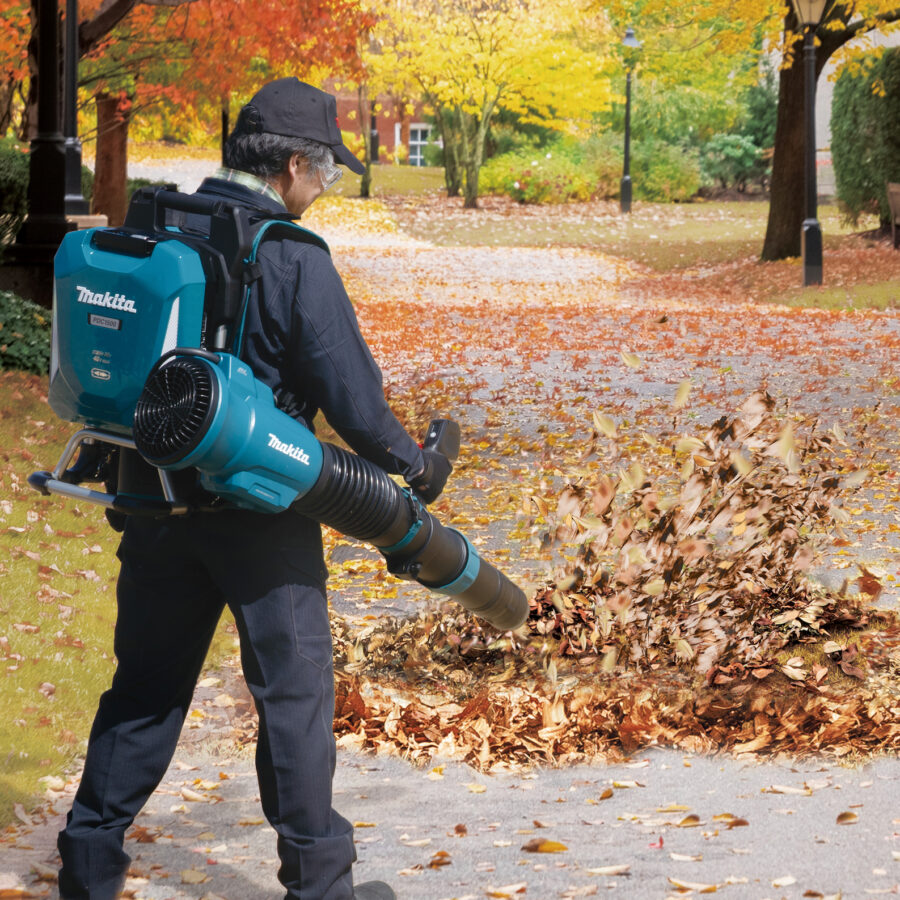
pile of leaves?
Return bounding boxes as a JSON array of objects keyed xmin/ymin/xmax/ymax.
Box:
[{"xmin": 330, "ymin": 392, "xmax": 899, "ymax": 768}]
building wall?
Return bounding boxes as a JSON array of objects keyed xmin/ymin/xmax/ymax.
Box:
[{"xmin": 330, "ymin": 87, "xmax": 432, "ymax": 164}]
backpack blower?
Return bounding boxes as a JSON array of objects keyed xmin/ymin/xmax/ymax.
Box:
[{"xmin": 29, "ymin": 188, "xmax": 528, "ymax": 632}]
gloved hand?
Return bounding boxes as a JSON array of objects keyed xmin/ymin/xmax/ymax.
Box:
[{"xmin": 407, "ymin": 449, "xmax": 453, "ymax": 505}]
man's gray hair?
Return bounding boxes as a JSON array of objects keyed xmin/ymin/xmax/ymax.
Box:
[{"xmin": 223, "ymin": 132, "xmax": 334, "ymax": 180}]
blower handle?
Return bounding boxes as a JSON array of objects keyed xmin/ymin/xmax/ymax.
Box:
[
  {"xmin": 152, "ymin": 189, "xmax": 226, "ymax": 225},
  {"xmin": 423, "ymin": 419, "xmax": 460, "ymax": 462}
]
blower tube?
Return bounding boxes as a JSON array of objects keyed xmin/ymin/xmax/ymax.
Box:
[{"xmin": 132, "ymin": 349, "xmax": 528, "ymax": 631}]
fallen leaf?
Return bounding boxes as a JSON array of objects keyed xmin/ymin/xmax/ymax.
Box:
[
  {"xmin": 668, "ymin": 876, "xmax": 718, "ymax": 892},
  {"xmin": 486, "ymin": 883, "xmax": 527, "ymax": 898},
  {"xmin": 520, "ymin": 838, "xmax": 568, "ymax": 853},
  {"xmin": 677, "ymin": 814, "xmax": 701, "ymax": 828},
  {"xmin": 180, "ymin": 869, "xmax": 208, "ymax": 884},
  {"xmin": 585, "ymin": 864, "xmax": 630, "ymax": 876},
  {"xmin": 620, "ymin": 349, "xmax": 642, "ymax": 369}
]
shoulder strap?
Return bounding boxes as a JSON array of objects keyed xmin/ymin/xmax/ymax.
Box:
[
  {"xmin": 248, "ymin": 215, "xmax": 331, "ymax": 256},
  {"xmin": 230, "ymin": 217, "xmax": 331, "ymax": 357}
]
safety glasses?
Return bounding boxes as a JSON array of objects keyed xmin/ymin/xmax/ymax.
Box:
[{"xmin": 319, "ymin": 164, "xmax": 343, "ymax": 192}]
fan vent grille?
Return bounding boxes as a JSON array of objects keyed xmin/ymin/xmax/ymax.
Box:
[{"xmin": 134, "ymin": 358, "xmax": 217, "ymax": 465}]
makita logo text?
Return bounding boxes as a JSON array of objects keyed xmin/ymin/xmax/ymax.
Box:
[
  {"xmin": 75, "ymin": 285, "xmax": 137, "ymax": 313},
  {"xmin": 267, "ymin": 433, "xmax": 310, "ymax": 465}
]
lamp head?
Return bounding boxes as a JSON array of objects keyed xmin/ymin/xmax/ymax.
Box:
[
  {"xmin": 792, "ymin": 0, "xmax": 828, "ymax": 27},
  {"xmin": 622, "ymin": 26, "xmax": 642, "ymax": 49}
]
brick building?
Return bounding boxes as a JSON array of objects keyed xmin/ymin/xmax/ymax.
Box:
[{"xmin": 330, "ymin": 88, "xmax": 435, "ymax": 166}]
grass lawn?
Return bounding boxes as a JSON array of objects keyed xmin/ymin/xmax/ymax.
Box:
[
  {"xmin": 330, "ymin": 164, "xmax": 447, "ymax": 198},
  {"xmin": 0, "ymin": 375, "xmax": 236, "ymax": 824}
]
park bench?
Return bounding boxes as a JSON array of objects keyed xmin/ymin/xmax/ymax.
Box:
[{"xmin": 888, "ymin": 182, "xmax": 900, "ymax": 249}]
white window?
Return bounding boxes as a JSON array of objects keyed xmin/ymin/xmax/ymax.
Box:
[{"xmin": 409, "ymin": 124, "xmax": 431, "ymax": 167}]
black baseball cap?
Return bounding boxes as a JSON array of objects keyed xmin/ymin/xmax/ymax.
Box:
[{"xmin": 235, "ymin": 77, "xmax": 365, "ymax": 175}]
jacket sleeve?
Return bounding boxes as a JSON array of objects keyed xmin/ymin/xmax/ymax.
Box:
[{"xmin": 287, "ymin": 245, "xmax": 425, "ymax": 478}]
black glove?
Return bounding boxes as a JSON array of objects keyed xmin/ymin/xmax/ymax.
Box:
[{"xmin": 407, "ymin": 449, "xmax": 453, "ymax": 505}]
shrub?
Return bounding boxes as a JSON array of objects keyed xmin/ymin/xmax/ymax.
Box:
[
  {"xmin": 82, "ymin": 165, "xmax": 94, "ymax": 203},
  {"xmin": 735, "ymin": 62, "xmax": 778, "ymax": 152},
  {"xmin": 479, "ymin": 145, "xmax": 594, "ymax": 204},
  {"xmin": 632, "ymin": 140, "xmax": 701, "ymax": 202},
  {"xmin": 0, "ymin": 290, "xmax": 51, "ymax": 374},
  {"xmin": 582, "ymin": 131, "xmax": 624, "ymax": 200},
  {"xmin": 700, "ymin": 134, "xmax": 766, "ymax": 191},
  {"xmin": 831, "ymin": 47, "xmax": 900, "ymax": 226},
  {"xmin": 478, "ymin": 133, "xmax": 702, "ymax": 204},
  {"xmin": 0, "ymin": 137, "xmax": 29, "ymax": 247}
]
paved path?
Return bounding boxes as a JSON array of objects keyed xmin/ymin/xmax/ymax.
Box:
[{"xmin": 2, "ymin": 666, "xmax": 898, "ymax": 899}]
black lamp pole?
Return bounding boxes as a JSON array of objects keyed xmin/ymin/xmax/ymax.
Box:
[
  {"xmin": 64, "ymin": 0, "xmax": 89, "ymax": 215},
  {"xmin": 12, "ymin": 0, "xmax": 73, "ymax": 260},
  {"xmin": 620, "ymin": 26, "xmax": 641, "ymax": 215},
  {"xmin": 621, "ymin": 67, "xmax": 633, "ymax": 213},
  {"xmin": 793, "ymin": 0, "xmax": 827, "ymax": 285},
  {"xmin": 800, "ymin": 22, "xmax": 823, "ymax": 284}
]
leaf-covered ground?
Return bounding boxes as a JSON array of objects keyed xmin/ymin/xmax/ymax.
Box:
[
  {"xmin": 1, "ymin": 193, "xmax": 900, "ymax": 900},
  {"xmin": 299, "ymin": 196, "xmax": 900, "ymax": 769}
]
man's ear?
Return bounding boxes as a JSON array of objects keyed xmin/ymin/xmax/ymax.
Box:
[{"xmin": 288, "ymin": 152, "xmax": 308, "ymax": 180}]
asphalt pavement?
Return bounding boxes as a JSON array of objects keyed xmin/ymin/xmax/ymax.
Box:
[{"xmin": 3, "ymin": 741, "xmax": 898, "ymax": 899}]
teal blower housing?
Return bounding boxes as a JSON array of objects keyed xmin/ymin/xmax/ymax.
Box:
[{"xmin": 30, "ymin": 188, "xmax": 528, "ymax": 632}]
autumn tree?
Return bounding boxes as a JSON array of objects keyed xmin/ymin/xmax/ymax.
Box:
[
  {"xmin": 762, "ymin": 2, "xmax": 900, "ymax": 261},
  {"xmin": 2, "ymin": 0, "xmax": 370, "ymax": 223},
  {"xmin": 384, "ymin": 0, "xmax": 615, "ymax": 208},
  {"xmin": 601, "ymin": 0, "xmax": 900, "ymax": 261},
  {"xmin": 0, "ymin": 0, "xmax": 29, "ymax": 134}
]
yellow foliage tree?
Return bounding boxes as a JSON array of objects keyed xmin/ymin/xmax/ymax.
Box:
[{"xmin": 380, "ymin": 0, "xmax": 616, "ymax": 207}]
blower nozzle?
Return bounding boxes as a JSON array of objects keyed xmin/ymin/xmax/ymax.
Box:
[{"xmin": 133, "ymin": 350, "xmax": 528, "ymax": 631}]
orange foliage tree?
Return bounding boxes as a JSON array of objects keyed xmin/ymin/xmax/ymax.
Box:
[
  {"xmin": 77, "ymin": 0, "xmax": 370, "ymax": 138},
  {"xmin": 2, "ymin": 0, "xmax": 370, "ymax": 224},
  {"xmin": 2, "ymin": 0, "xmax": 370, "ymax": 143}
]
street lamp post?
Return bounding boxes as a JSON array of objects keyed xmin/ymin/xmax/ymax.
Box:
[
  {"xmin": 64, "ymin": 0, "xmax": 90, "ymax": 215},
  {"xmin": 13, "ymin": 0, "xmax": 72, "ymax": 256},
  {"xmin": 620, "ymin": 26, "xmax": 641, "ymax": 215},
  {"xmin": 793, "ymin": 0, "xmax": 827, "ymax": 286}
]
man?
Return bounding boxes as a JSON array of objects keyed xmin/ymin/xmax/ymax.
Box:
[{"xmin": 56, "ymin": 78, "xmax": 452, "ymax": 900}]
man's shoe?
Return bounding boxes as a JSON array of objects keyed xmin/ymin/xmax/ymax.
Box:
[{"xmin": 353, "ymin": 881, "xmax": 396, "ymax": 900}]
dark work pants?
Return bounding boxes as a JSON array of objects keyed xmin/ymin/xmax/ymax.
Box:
[{"xmin": 57, "ymin": 509, "xmax": 356, "ymax": 900}]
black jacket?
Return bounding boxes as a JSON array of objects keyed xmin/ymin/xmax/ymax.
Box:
[{"xmin": 194, "ymin": 177, "xmax": 423, "ymax": 480}]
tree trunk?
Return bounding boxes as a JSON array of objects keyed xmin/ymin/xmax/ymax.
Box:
[
  {"xmin": 434, "ymin": 109, "xmax": 461, "ymax": 198},
  {"xmin": 455, "ymin": 107, "xmax": 480, "ymax": 209},
  {"xmin": 22, "ymin": 0, "xmax": 41, "ymax": 140},
  {"xmin": 462, "ymin": 98, "xmax": 497, "ymax": 211},
  {"xmin": 761, "ymin": 6, "xmax": 884, "ymax": 260},
  {"xmin": 761, "ymin": 44, "xmax": 806, "ymax": 260},
  {"xmin": 93, "ymin": 92, "xmax": 131, "ymax": 225},
  {"xmin": 358, "ymin": 86, "xmax": 372, "ymax": 199}
]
